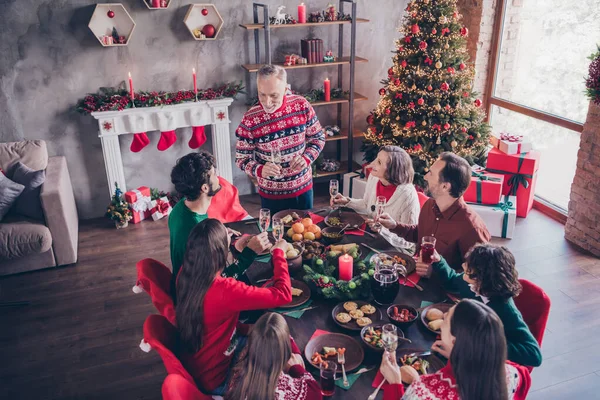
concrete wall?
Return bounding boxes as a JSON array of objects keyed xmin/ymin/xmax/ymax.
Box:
[{"xmin": 0, "ymin": 0, "xmax": 484, "ymax": 219}]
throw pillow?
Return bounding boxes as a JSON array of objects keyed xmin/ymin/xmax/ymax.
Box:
[
  {"xmin": 0, "ymin": 173, "xmax": 25, "ymax": 221},
  {"xmin": 11, "ymin": 161, "xmax": 46, "ymax": 221}
]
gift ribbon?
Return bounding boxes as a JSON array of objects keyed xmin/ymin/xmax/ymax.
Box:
[
  {"xmin": 154, "ymin": 198, "xmax": 170, "ymax": 215},
  {"xmin": 130, "ymin": 189, "xmax": 152, "ymax": 213},
  {"xmin": 471, "ymin": 171, "xmax": 502, "ymax": 203},
  {"xmin": 486, "ymin": 153, "xmax": 534, "ymax": 196},
  {"xmin": 476, "ymin": 195, "xmax": 515, "ymax": 238}
]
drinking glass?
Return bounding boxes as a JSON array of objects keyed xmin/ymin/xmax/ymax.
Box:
[
  {"xmin": 382, "ymin": 323, "xmax": 398, "ymax": 353},
  {"xmin": 371, "ymin": 196, "xmax": 387, "ymax": 231},
  {"xmin": 319, "ymin": 361, "xmax": 338, "ymax": 396},
  {"xmin": 272, "ymin": 217, "xmax": 283, "ymax": 241},
  {"xmin": 271, "ymin": 144, "xmax": 283, "ymax": 179},
  {"xmin": 259, "ymin": 208, "xmax": 271, "ymax": 233},
  {"xmin": 329, "ymin": 179, "xmax": 339, "ymax": 210},
  {"xmin": 421, "ymin": 236, "xmax": 437, "ymax": 264},
  {"xmin": 370, "ymin": 260, "xmax": 400, "ymax": 305}
]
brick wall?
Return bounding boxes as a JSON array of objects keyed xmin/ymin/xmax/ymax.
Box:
[
  {"xmin": 473, "ymin": 0, "xmax": 496, "ymax": 99},
  {"xmin": 565, "ymin": 102, "xmax": 600, "ymax": 256},
  {"xmin": 457, "ymin": 0, "xmax": 483, "ymax": 64}
]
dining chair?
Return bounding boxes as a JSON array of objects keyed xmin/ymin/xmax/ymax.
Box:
[
  {"xmin": 162, "ymin": 374, "xmax": 212, "ymax": 400},
  {"xmin": 514, "ymin": 279, "xmax": 551, "ymax": 350},
  {"xmin": 417, "ymin": 191, "xmax": 429, "ymax": 208},
  {"xmin": 133, "ymin": 258, "xmax": 177, "ymax": 326}
]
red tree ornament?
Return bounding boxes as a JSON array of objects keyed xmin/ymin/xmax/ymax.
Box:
[
  {"xmin": 202, "ymin": 24, "xmax": 216, "ymax": 38},
  {"xmin": 395, "ymin": 93, "xmax": 403, "ymax": 99},
  {"xmin": 459, "ymin": 63, "xmax": 466, "ymax": 70},
  {"xmin": 107, "ymin": 9, "xmax": 115, "ymax": 18},
  {"xmin": 417, "ymin": 98, "xmax": 424, "ymax": 105},
  {"xmin": 411, "ymin": 24, "xmax": 420, "ymax": 34},
  {"xmin": 388, "ymin": 67, "xmax": 394, "ymax": 76},
  {"xmin": 419, "ymin": 41, "xmax": 428, "ymax": 50},
  {"xmin": 385, "ymin": 109, "xmax": 391, "ymax": 115},
  {"xmin": 440, "ymin": 82, "xmax": 449, "ymax": 91},
  {"xmin": 447, "ymin": 67, "xmax": 455, "ymax": 74},
  {"xmin": 408, "ymin": 102, "xmax": 415, "ymax": 109},
  {"xmin": 404, "ymin": 36, "xmax": 412, "ymax": 43},
  {"xmin": 474, "ymin": 99, "xmax": 482, "ymax": 107},
  {"xmin": 367, "ymin": 115, "xmax": 374, "ymax": 124},
  {"xmin": 462, "ymin": 91, "xmax": 469, "ymax": 97},
  {"xmin": 427, "ymin": 85, "xmax": 433, "ymax": 91},
  {"xmin": 460, "ymin": 27, "xmax": 469, "ymax": 36},
  {"xmin": 444, "ymin": 123, "xmax": 451, "ymax": 130},
  {"xmin": 379, "ymin": 88, "xmax": 386, "ymax": 96},
  {"xmin": 394, "ymin": 79, "xmax": 401, "ymax": 86},
  {"xmin": 432, "ymin": 28, "xmax": 437, "ymax": 34},
  {"xmin": 201, "ymin": 8, "xmax": 209, "ymax": 16},
  {"xmin": 401, "ymin": 60, "xmax": 407, "ymax": 68}
]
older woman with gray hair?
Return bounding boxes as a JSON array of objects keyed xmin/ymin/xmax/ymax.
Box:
[{"xmin": 331, "ymin": 146, "xmax": 420, "ymax": 253}]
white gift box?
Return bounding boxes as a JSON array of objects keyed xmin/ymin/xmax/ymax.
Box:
[
  {"xmin": 490, "ymin": 132, "xmax": 533, "ymax": 155},
  {"xmin": 150, "ymin": 196, "xmax": 173, "ymax": 221},
  {"xmin": 468, "ymin": 195, "xmax": 517, "ymax": 239},
  {"xmin": 342, "ymin": 172, "xmax": 367, "ymax": 200}
]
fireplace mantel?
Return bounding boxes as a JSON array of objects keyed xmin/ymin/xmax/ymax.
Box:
[{"xmin": 91, "ymin": 98, "xmax": 234, "ymax": 197}]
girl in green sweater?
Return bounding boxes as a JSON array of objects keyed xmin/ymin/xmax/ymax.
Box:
[{"xmin": 430, "ymin": 243, "xmax": 542, "ymax": 367}]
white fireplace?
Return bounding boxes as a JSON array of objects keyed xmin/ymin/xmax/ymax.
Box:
[{"xmin": 91, "ymin": 98, "xmax": 234, "ymax": 197}]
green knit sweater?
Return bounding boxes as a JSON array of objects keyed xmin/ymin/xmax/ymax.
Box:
[{"xmin": 432, "ymin": 257, "xmax": 542, "ymax": 367}]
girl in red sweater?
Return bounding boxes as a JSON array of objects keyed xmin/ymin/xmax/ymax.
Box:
[
  {"xmin": 176, "ymin": 219, "xmax": 292, "ymax": 395},
  {"xmin": 379, "ymin": 299, "xmax": 531, "ymax": 400},
  {"xmin": 226, "ymin": 312, "xmax": 322, "ymax": 400}
]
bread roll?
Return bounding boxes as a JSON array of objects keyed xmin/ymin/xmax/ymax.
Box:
[
  {"xmin": 426, "ymin": 308, "xmax": 444, "ymax": 321},
  {"xmin": 400, "ymin": 365, "xmax": 420, "ymax": 384},
  {"xmin": 428, "ymin": 319, "xmax": 443, "ymax": 331}
]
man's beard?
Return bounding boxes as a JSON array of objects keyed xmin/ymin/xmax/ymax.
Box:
[{"xmin": 207, "ymin": 182, "xmax": 222, "ymax": 197}]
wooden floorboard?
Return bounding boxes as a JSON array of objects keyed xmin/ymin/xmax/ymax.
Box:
[{"xmin": 1, "ymin": 187, "xmax": 599, "ymax": 399}]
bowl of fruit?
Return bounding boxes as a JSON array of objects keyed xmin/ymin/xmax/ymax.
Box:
[
  {"xmin": 386, "ymin": 305, "xmax": 419, "ymax": 330},
  {"xmin": 284, "ymin": 242, "xmax": 305, "ymax": 274},
  {"xmin": 286, "ymin": 218, "xmax": 322, "ymax": 243}
]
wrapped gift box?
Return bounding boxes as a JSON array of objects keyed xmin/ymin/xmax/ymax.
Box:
[
  {"xmin": 150, "ymin": 196, "xmax": 173, "ymax": 221},
  {"xmin": 124, "ymin": 186, "xmax": 153, "ymax": 224},
  {"xmin": 464, "ymin": 170, "xmax": 504, "ymax": 205},
  {"xmin": 468, "ymin": 195, "xmax": 516, "ymax": 239},
  {"xmin": 490, "ymin": 132, "xmax": 533, "ymax": 155},
  {"xmin": 361, "ymin": 162, "xmax": 372, "ymax": 179},
  {"xmin": 343, "ymin": 172, "xmax": 367, "ymax": 199},
  {"xmin": 486, "ymin": 148, "xmax": 540, "ymax": 218}
]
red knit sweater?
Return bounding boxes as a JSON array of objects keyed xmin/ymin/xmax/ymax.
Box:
[
  {"xmin": 180, "ymin": 249, "xmax": 292, "ymax": 393},
  {"xmin": 235, "ymin": 95, "xmax": 325, "ymax": 199},
  {"xmin": 383, "ymin": 361, "xmax": 531, "ymax": 400}
]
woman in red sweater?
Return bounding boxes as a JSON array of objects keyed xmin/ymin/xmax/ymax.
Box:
[
  {"xmin": 176, "ymin": 218, "xmax": 292, "ymax": 395},
  {"xmin": 226, "ymin": 312, "xmax": 321, "ymax": 400},
  {"xmin": 379, "ymin": 299, "xmax": 531, "ymax": 400}
]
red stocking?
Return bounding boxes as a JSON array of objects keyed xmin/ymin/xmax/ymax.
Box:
[
  {"xmin": 188, "ymin": 126, "xmax": 207, "ymax": 149},
  {"xmin": 130, "ymin": 132, "xmax": 150, "ymax": 152},
  {"xmin": 157, "ymin": 130, "xmax": 177, "ymax": 151}
]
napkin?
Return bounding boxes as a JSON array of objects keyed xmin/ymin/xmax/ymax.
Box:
[
  {"xmin": 308, "ymin": 212, "xmax": 325, "ymax": 224},
  {"xmin": 271, "ymin": 300, "xmax": 313, "ymax": 319},
  {"xmin": 401, "ymin": 270, "xmax": 422, "ymax": 288},
  {"xmin": 420, "ymin": 300, "xmax": 434, "ymax": 308},
  {"xmin": 346, "ymin": 223, "xmax": 367, "ymax": 236}
]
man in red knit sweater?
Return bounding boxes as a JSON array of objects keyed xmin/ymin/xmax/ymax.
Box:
[{"xmin": 235, "ymin": 65, "xmax": 325, "ymax": 214}]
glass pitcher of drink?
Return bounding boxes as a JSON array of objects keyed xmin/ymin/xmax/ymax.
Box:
[{"xmin": 370, "ymin": 256, "xmax": 400, "ymax": 305}]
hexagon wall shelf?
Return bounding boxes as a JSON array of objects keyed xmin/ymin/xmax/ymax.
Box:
[
  {"xmin": 183, "ymin": 4, "xmax": 224, "ymax": 41},
  {"xmin": 143, "ymin": 0, "xmax": 171, "ymax": 10},
  {"xmin": 89, "ymin": 4, "xmax": 136, "ymax": 47}
]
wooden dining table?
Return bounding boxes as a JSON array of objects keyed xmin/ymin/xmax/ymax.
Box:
[{"xmin": 226, "ymin": 210, "xmax": 452, "ymax": 400}]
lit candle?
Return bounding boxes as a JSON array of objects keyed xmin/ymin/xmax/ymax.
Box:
[
  {"xmin": 192, "ymin": 67, "xmax": 197, "ymax": 97},
  {"xmin": 128, "ymin": 72, "xmax": 134, "ymax": 102},
  {"xmin": 324, "ymin": 77, "xmax": 331, "ymax": 102},
  {"xmin": 338, "ymin": 254, "xmax": 353, "ymax": 281},
  {"xmin": 297, "ymin": 2, "xmax": 307, "ymax": 23}
]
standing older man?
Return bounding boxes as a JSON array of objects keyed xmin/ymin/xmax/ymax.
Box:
[
  {"xmin": 235, "ymin": 65, "xmax": 325, "ymax": 213},
  {"xmin": 378, "ymin": 152, "xmax": 490, "ymax": 274}
]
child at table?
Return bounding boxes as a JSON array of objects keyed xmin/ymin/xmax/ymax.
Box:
[
  {"xmin": 379, "ymin": 299, "xmax": 531, "ymax": 400},
  {"xmin": 429, "ymin": 243, "xmax": 542, "ymax": 367},
  {"xmin": 176, "ymin": 218, "xmax": 291, "ymax": 395},
  {"xmin": 226, "ymin": 312, "xmax": 322, "ymax": 400}
]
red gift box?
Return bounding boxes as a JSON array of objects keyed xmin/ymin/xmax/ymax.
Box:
[
  {"xmin": 486, "ymin": 148, "xmax": 540, "ymax": 218},
  {"xmin": 464, "ymin": 171, "xmax": 504, "ymax": 205},
  {"xmin": 361, "ymin": 162, "xmax": 372, "ymax": 179},
  {"xmin": 124, "ymin": 186, "xmax": 153, "ymax": 223}
]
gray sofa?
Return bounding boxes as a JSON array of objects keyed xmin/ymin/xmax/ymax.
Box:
[{"xmin": 0, "ymin": 140, "xmax": 78, "ymax": 275}]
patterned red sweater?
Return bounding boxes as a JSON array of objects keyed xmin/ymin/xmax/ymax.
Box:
[{"xmin": 235, "ymin": 95, "xmax": 325, "ymax": 199}]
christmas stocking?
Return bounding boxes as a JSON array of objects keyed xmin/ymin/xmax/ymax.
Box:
[
  {"xmin": 130, "ymin": 132, "xmax": 150, "ymax": 152},
  {"xmin": 157, "ymin": 130, "xmax": 177, "ymax": 151},
  {"xmin": 188, "ymin": 126, "xmax": 207, "ymax": 149}
]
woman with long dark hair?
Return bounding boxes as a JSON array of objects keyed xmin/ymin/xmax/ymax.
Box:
[
  {"xmin": 226, "ymin": 312, "xmax": 321, "ymax": 400},
  {"xmin": 176, "ymin": 218, "xmax": 291, "ymax": 395},
  {"xmin": 380, "ymin": 299, "xmax": 531, "ymax": 400},
  {"xmin": 428, "ymin": 243, "xmax": 542, "ymax": 367}
]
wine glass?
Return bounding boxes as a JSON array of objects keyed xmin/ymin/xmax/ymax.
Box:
[
  {"xmin": 329, "ymin": 179, "xmax": 339, "ymax": 210},
  {"xmin": 272, "ymin": 217, "xmax": 284, "ymax": 241},
  {"xmin": 382, "ymin": 323, "xmax": 398, "ymax": 353},
  {"xmin": 271, "ymin": 144, "xmax": 283, "ymax": 179},
  {"xmin": 371, "ymin": 196, "xmax": 387, "ymax": 231},
  {"xmin": 421, "ymin": 236, "xmax": 437, "ymax": 264},
  {"xmin": 259, "ymin": 208, "xmax": 271, "ymax": 233}
]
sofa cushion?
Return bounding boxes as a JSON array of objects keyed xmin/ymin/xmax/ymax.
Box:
[
  {"xmin": 0, "ymin": 173, "xmax": 25, "ymax": 222},
  {"xmin": 0, "ymin": 216, "xmax": 52, "ymax": 259},
  {"xmin": 0, "ymin": 140, "xmax": 48, "ymax": 174},
  {"xmin": 11, "ymin": 161, "xmax": 46, "ymax": 221}
]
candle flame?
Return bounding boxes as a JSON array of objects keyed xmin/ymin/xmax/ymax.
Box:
[
  {"xmin": 193, "ymin": 68, "xmax": 196, "ymax": 74},
  {"xmin": 128, "ymin": 72, "xmax": 131, "ymax": 78}
]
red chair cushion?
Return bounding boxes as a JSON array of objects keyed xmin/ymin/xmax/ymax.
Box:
[
  {"xmin": 162, "ymin": 374, "xmax": 212, "ymax": 400},
  {"xmin": 136, "ymin": 259, "xmax": 176, "ymax": 326},
  {"xmin": 417, "ymin": 191, "xmax": 430, "ymax": 209},
  {"xmin": 514, "ymin": 279, "xmax": 551, "ymax": 347}
]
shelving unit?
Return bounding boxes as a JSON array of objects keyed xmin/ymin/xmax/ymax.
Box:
[
  {"xmin": 143, "ymin": 0, "xmax": 171, "ymax": 10},
  {"xmin": 88, "ymin": 4, "xmax": 136, "ymax": 47},
  {"xmin": 183, "ymin": 4, "xmax": 224, "ymax": 41},
  {"xmin": 240, "ymin": 1, "xmax": 368, "ymax": 180}
]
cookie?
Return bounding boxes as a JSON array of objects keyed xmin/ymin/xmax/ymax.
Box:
[
  {"xmin": 349, "ymin": 309, "xmax": 364, "ymax": 319},
  {"xmin": 356, "ymin": 317, "xmax": 372, "ymax": 327},
  {"xmin": 336, "ymin": 312, "xmax": 352, "ymax": 323},
  {"xmin": 343, "ymin": 301, "xmax": 358, "ymax": 312},
  {"xmin": 360, "ymin": 304, "xmax": 376, "ymax": 315}
]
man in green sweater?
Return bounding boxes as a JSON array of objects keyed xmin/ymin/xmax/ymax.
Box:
[
  {"xmin": 169, "ymin": 151, "xmax": 271, "ymax": 300},
  {"xmin": 429, "ymin": 243, "xmax": 542, "ymax": 367}
]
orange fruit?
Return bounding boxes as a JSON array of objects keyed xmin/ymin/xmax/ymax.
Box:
[
  {"xmin": 303, "ymin": 232, "xmax": 316, "ymax": 241},
  {"xmin": 292, "ymin": 222, "xmax": 305, "ymax": 234},
  {"xmin": 307, "ymin": 224, "xmax": 321, "ymax": 234},
  {"xmin": 287, "ymin": 227, "xmax": 295, "ymax": 238},
  {"xmin": 314, "ymin": 231, "xmax": 322, "ymax": 240},
  {"xmin": 292, "ymin": 233, "xmax": 304, "ymax": 242},
  {"xmin": 301, "ymin": 218, "xmax": 313, "ymax": 228}
]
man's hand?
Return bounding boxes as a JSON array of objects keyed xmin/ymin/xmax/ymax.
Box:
[
  {"xmin": 247, "ymin": 232, "xmax": 272, "ymax": 254},
  {"xmin": 415, "ymin": 253, "xmax": 433, "ymax": 278},
  {"xmin": 369, "ymin": 213, "xmax": 397, "ymax": 230},
  {"xmin": 331, "ymin": 193, "xmax": 350, "ymax": 207},
  {"xmin": 289, "ymin": 155, "xmax": 308, "ymax": 171},
  {"xmin": 261, "ymin": 162, "xmax": 282, "ymax": 178}
]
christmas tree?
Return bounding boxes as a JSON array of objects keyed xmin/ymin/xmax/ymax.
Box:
[{"xmin": 361, "ymin": 0, "xmax": 490, "ymax": 187}]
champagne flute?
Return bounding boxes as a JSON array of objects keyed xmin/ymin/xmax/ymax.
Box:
[
  {"xmin": 271, "ymin": 144, "xmax": 283, "ymax": 179},
  {"xmin": 272, "ymin": 217, "xmax": 284, "ymax": 242},
  {"xmin": 372, "ymin": 196, "xmax": 387, "ymax": 231},
  {"xmin": 329, "ymin": 179, "xmax": 339, "ymax": 210},
  {"xmin": 382, "ymin": 323, "xmax": 398, "ymax": 352},
  {"xmin": 259, "ymin": 208, "xmax": 271, "ymax": 233}
]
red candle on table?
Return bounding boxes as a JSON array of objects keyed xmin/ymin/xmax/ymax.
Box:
[
  {"xmin": 338, "ymin": 254, "xmax": 353, "ymax": 281},
  {"xmin": 192, "ymin": 67, "xmax": 197, "ymax": 96},
  {"xmin": 128, "ymin": 72, "xmax": 134, "ymax": 102},
  {"xmin": 298, "ymin": 2, "xmax": 307, "ymax": 23},
  {"xmin": 324, "ymin": 77, "xmax": 331, "ymax": 102}
]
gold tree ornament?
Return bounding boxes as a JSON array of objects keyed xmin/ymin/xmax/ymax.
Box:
[
  {"xmin": 451, "ymin": 140, "xmax": 458, "ymax": 147},
  {"xmin": 436, "ymin": 135, "xmax": 441, "ymax": 144},
  {"xmin": 422, "ymin": 120, "xmax": 427, "ymax": 126},
  {"xmin": 435, "ymin": 61, "xmax": 442, "ymax": 69}
]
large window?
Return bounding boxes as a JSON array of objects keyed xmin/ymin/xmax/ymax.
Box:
[{"xmin": 487, "ymin": 0, "xmax": 600, "ymax": 211}]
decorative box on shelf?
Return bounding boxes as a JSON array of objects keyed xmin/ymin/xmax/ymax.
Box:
[
  {"xmin": 144, "ymin": 0, "xmax": 171, "ymax": 10},
  {"xmin": 183, "ymin": 4, "xmax": 224, "ymax": 41},
  {"xmin": 343, "ymin": 171, "xmax": 367, "ymax": 200},
  {"xmin": 468, "ymin": 195, "xmax": 516, "ymax": 239},
  {"xmin": 88, "ymin": 4, "xmax": 136, "ymax": 47}
]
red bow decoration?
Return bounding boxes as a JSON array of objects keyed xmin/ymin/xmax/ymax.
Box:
[{"xmin": 155, "ymin": 199, "xmax": 170, "ymax": 215}]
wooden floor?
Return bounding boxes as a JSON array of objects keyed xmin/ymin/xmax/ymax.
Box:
[{"xmin": 1, "ymin": 188, "xmax": 599, "ymax": 400}]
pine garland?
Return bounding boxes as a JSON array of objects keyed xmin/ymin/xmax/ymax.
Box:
[{"xmin": 585, "ymin": 45, "xmax": 600, "ymax": 105}]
